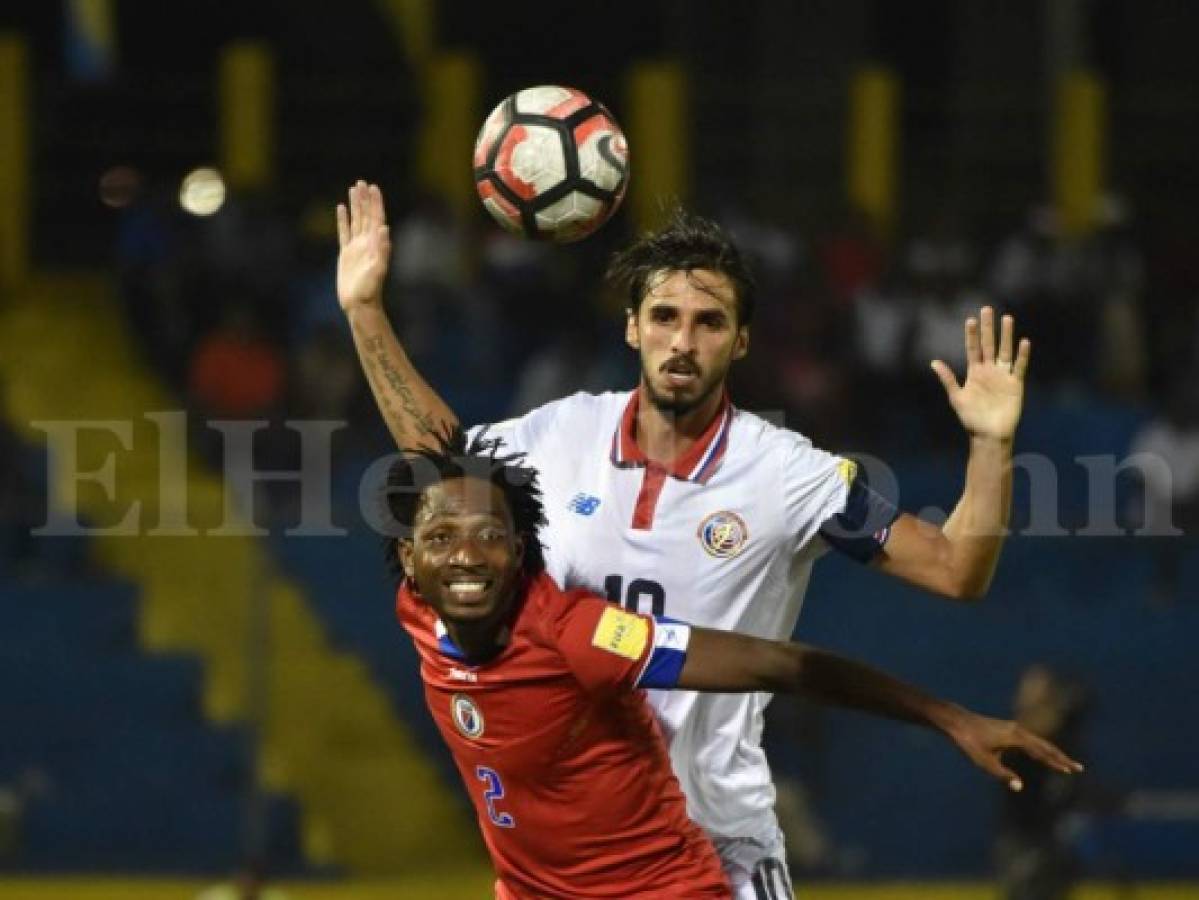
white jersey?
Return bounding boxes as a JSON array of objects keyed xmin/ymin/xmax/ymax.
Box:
[{"xmin": 475, "ymin": 389, "xmax": 855, "ymax": 843}]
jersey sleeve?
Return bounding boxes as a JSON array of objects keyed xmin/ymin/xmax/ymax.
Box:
[
  {"xmin": 779, "ymin": 437, "xmax": 898, "ymax": 562},
  {"xmin": 552, "ymin": 592, "xmax": 693, "ymax": 695},
  {"xmin": 817, "ymin": 457, "xmax": 901, "ymax": 562}
]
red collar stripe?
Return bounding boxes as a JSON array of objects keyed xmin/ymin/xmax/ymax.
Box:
[{"xmin": 609, "ymin": 390, "xmax": 733, "ymax": 484}]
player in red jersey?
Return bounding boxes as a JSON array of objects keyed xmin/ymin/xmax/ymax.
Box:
[{"xmin": 387, "ymin": 430, "xmax": 1082, "ymax": 900}]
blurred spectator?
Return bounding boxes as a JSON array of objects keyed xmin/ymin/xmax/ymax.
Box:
[
  {"xmin": 390, "ymin": 191, "xmax": 474, "ymax": 360},
  {"xmin": 507, "ymin": 314, "xmax": 631, "ymax": 416},
  {"xmin": 1085, "ymin": 195, "xmax": 1148, "ymax": 398},
  {"xmin": 995, "ymin": 665, "xmax": 1090, "ymax": 900},
  {"xmin": 815, "ymin": 205, "xmax": 886, "ymax": 309},
  {"xmin": 201, "ymin": 192, "xmax": 295, "ymax": 329},
  {"xmin": 853, "ymin": 266, "xmax": 914, "ymax": 379},
  {"xmin": 189, "ymin": 305, "xmax": 287, "ymax": 422},
  {"xmin": 1129, "ymin": 383, "xmax": 1199, "ymax": 604},
  {"xmin": 0, "ymin": 767, "xmax": 54, "ymax": 864},
  {"xmin": 988, "ymin": 206, "xmax": 1084, "ymax": 389},
  {"xmin": 908, "ymin": 241, "xmax": 987, "ymax": 374},
  {"xmin": 290, "ymin": 325, "xmax": 358, "ymax": 422},
  {"xmin": 762, "ymin": 699, "xmax": 843, "ymax": 877}
]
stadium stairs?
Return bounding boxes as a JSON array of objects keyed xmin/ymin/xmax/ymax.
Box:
[
  {"xmin": 0, "ymin": 578, "xmax": 302, "ymax": 872},
  {"xmin": 0, "ymin": 273, "xmax": 478, "ymax": 874}
]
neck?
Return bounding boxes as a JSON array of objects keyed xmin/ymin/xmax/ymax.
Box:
[
  {"xmin": 444, "ymin": 618, "xmax": 506, "ymax": 664},
  {"xmin": 635, "ymin": 379, "xmax": 725, "ymax": 465}
]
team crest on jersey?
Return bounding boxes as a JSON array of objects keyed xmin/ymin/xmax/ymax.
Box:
[
  {"xmin": 451, "ymin": 693, "xmax": 485, "ymax": 739},
  {"xmin": 697, "ymin": 510, "xmax": 749, "ymax": 558}
]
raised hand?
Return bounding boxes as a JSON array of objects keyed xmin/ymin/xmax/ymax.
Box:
[
  {"xmin": 336, "ymin": 181, "xmax": 392, "ymax": 313},
  {"xmin": 945, "ymin": 710, "xmax": 1083, "ymax": 792},
  {"xmin": 931, "ymin": 306, "xmax": 1031, "ymax": 442}
]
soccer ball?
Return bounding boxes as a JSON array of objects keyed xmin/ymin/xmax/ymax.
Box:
[{"xmin": 473, "ymin": 85, "xmax": 630, "ymax": 243}]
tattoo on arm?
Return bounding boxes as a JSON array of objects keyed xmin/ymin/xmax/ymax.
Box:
[{"xmin": 356, "ymin": 330, "xmax": 439, "ymax": 441}]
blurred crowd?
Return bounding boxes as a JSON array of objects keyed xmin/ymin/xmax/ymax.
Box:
[
  {"xmin": 110, "ymin": 181, "xmax": 1199, "ymax": 458},
  {"xmin": 5, "ymin": 179, "xmax": 1199, "ymax": 574}
]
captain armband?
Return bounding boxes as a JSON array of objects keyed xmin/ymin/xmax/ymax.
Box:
[
  {"xmin": 634, "ymin": 617, "xmax": 692, "ymax": 689},
  {"xmin": 818, "ymin": 462, "xmax": 900, "ymax": 563}
]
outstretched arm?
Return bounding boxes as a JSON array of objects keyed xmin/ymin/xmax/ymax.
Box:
[
  {"xmin": 871, "ymin": 306, "xmax": 1030, "ymax": 600},
  {"xmin": 677, "ymin": 627, "xmax": 1081, "ymax": 792},
  {"xmin": 336, "ymin": 180, "xmax": 459, "ymax": 450}
]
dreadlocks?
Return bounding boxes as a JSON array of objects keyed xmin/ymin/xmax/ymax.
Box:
[{"xmin": 381, "ymin": 426, "xmax": 547, "ymax": 579}]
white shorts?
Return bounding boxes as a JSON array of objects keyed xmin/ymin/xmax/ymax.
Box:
[{"xmin": 712, "ymin": 828, "xmax": 794, "ymax": 900}]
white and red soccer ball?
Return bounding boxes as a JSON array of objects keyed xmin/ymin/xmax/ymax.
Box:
[{"xmin": 473, "ymin": 85, "xmax": 630, "ymax": 243}]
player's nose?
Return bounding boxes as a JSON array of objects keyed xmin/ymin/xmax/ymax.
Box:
[
  {"xmin": 447, "ymin": 538, "xmax": 484, "ymax": 567},
  {"xmin": 670, "ymin": 321, "xmax": 697, "ymax": 353}
]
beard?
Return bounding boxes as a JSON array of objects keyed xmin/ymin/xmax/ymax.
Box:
[{"xmin": 641, "ymin": 364, "xmax": 725, "ymax": 417}]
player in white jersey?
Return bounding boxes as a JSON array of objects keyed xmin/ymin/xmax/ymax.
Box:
[{"xmin": 335, "ymin": 182, "xmax": 1032, "ymax": 898}]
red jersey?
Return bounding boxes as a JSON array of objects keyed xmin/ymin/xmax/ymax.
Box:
[{"xmin": 397, "ymin": 572, "xmax": 730, "ymax": 899}]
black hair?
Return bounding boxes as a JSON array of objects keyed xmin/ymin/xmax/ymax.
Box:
[
  {"xmin": 381, "ymin": 427, "xmax": 547, "ymax": 580},
  {"xmin": 606, "ymin": 206, "xmax": 757, "ymax": 326}
]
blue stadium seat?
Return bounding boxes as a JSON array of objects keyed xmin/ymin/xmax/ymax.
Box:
[{"xmin": 0, "ymin": 581, "xmax": 306, "ymax": 874}]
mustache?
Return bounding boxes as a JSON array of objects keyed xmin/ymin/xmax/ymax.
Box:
[{"xmin": 660, "ymin": 355, "xmax": 701, "ymax": 375}]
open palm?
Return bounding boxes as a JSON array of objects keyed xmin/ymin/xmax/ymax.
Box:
[
  {"xmin": 336, "ymin": 180, "xmax": 391, "ymax": 312},
  {"xmin": 931, "ymin": 306, "xmax": 1031, "ymax": 442}
]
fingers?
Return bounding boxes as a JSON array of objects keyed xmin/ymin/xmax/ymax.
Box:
[
  {"xmin": 370, "ymin": 183, "xmax": 388, "ymax": 228},
  {"xmin": 997, "ymin": 313, "xmax": 1014, "ymax": 365},
  {"xmin": 336, "ymin": 204, "xmax": 349, "ymax": 248},
  {"xmin": 930, "ymin": 359, "xmax": 959, "ymax": 397},
  {"xmin": 964, "ymin": 316, "xmax": 983, "ymax": 365},
  {"xmin": 1013, "ymin": 337, "xmax": 1032, "ymax": 380},
  {"xmin": 1019, "ymin": 731, "xmax": 1085, "ymax": 776},
  {"xmin": 979, "ymin": 306, "xmax": 996, "ymax": 364},
  {"xmin": 977, "ymin": 751, "xmax": 1023, "ymax": 792},
  {"xmin": 348, "ymin": 182, "xmax": 362, "ymax": 237},
  {"xmin": 345, "ymin": 181, "xmax": 386, "ymax": 240}
]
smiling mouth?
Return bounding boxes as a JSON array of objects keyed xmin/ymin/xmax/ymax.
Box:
[{"xmin": 444, "ymin": 580, "xmax": 493, "ymax": 603}]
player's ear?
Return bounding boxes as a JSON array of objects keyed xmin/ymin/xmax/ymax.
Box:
[
  {"xmin": 512, "ymin": 533, "xmax": 525, "ymax": 566},
  {"xmin": 732, "ymin": 325, "xmax": 749, "ymax": 360},
  {"xmin": 398, "ymin": 539, "xmax": 416, "ymax": 580},
  {"xmin": 625, "ymin": 307, "xmax": 640, "ymax": 350}
]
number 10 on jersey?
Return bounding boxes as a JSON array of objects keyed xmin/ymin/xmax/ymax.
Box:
[{"xmin": 604, "ymin": 575, "xmax": 666, "ymax": 617}]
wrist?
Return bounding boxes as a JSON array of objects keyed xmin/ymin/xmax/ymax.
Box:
[
  {"xmin": 345, "ymin": 298, "xmax": 385, "ymax": 321},
  {"xmin": 968, "ymin": 433, "xmax": 1014, "ymax": 451},
  {"xmin": 926, "ymin": 699, "xmax": 970, "ymax": 735}
]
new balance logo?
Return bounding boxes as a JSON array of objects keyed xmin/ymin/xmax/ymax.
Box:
[
  {"xmin": 568, "ymin": 493, "xmax": 602, "ymax": 516},
  {"xmin": 449, "ymin": 668, "xmax": 478, "ymax": 683}
]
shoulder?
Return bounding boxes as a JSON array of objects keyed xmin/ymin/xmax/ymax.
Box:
[
  {"xmin": 480, "ymin": 391, "xmax": 628, "ymax": 445},
  {"xmin": 521, "ymin": 574, "xmax": 606, "ymax": 643},
  {"xmin": 728, "ymin": 408, "xmax": 852, "ymax": 497},
  {"xmin": 519, "ymin": 572, "xmax": 573, "ymax": 635},
  {"xmin": 729, "ymin": 407, "xmax": 825, "ymax": 458},
  {"xmin": 514, "ymin": 390, "xmax": 628, "ymax": 426}
]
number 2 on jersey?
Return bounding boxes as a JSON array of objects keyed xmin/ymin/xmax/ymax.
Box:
[
  {"xmin": 475, "ymin": 766, "xmax": 515, "ymax": 828},
  {"xmin": 603, "ymin": 575, "xmax": 666, "ymax": 617}
]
